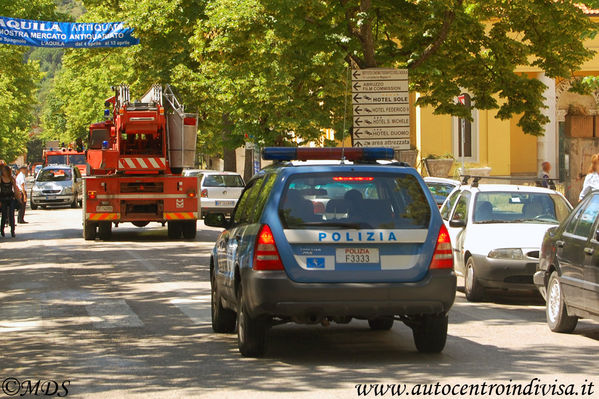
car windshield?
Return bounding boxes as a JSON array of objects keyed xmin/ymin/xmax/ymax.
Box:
[
  {"xmin": 426, "ymin": 182, "xmax": 457, "ymax": 204},
  {"xmin": 37, "ymin": 169, "xmax": 72, "ymax": 182},
  {"xmin": 46, "ymin": 155, "xmax": 66, "ymax": 164},
  {"xmin": 203, "ymin": 174, "xmax": 244, "ymax": 187},
  {"xmin": 473, "ymin": 191, "xmax": 571, "ymax": 224},
  {"xmin": 279, "ymin": 173, "xmax": 431, "ymax": 229},
  {"xmin": 68, "ymin": 154, "xmax": 86, "ymax": 165}
]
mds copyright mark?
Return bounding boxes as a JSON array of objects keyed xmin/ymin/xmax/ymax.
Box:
[{"xmin": 2, "ymin": 378, "xmax": 70, "ymax": 397}]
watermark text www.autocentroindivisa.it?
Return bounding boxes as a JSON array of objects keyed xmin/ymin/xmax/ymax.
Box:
[
  {"xmin": 1, "ymin": 378, "xmax": 70, "ymax": 397},
  {"xmin": 355, "ymin": 378, "xmax": 595, "ymax": 397}
]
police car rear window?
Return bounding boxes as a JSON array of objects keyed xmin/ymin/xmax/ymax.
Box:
[{"xmin": 279, "ymin": 173, "xmax": 431, "ymax": 229}]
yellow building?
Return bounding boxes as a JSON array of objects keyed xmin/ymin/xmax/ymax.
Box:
[{"xmin": 412, "ymin": 7, "xmax": 599, "ymax": 188}]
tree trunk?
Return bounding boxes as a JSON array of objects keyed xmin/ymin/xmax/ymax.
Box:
[
  {"xmin": 360, "ymin": 0, "xmax": 377, "ymax": 68},
  {"xmin": 244, "ymin": 147, "xmax": 253, "ymax": 182},
  {"xmin": 221, "ymin": 113, "xmax": 237, "ymax": 172}
]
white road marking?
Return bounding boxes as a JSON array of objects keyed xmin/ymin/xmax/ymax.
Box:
[
  {"xmin": 0, "ymin": 303, "xmax": 42, "ymax": 333},
  {"xmin": 86, "ymin": 299, "xmax": 144, "ymax": 329},
  {"xmin": 170, "ymin": 295, "xmax": 212, "ymax": 325},
  {"xmin": 124, "ymin": 248, "xmax": 213, "ymax": 325}
]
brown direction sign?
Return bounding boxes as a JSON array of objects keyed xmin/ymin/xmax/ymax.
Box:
[{"xmin": 351, "ymin": 68, "xmax": 410, "ymax": 150}]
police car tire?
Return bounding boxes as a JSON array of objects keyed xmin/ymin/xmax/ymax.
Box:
[
  {"xmin": 182, "ymin": 221, "xmax": 197, "ymax": 239},
  {"xmin": 465, "ymin": 257, "xmax": 484, "ymax": 302},
  {"xmin": 30, "ymin": 201, "xmax": 38, "ymax": 210},
  {"xmin": 412, "ymin": 314, "xmax": 448, "ymax": 353},
  {"xmin": 168, "ymin": 221, "xmax": 182, "ymax": 239},
  {"xmin": 70, "ymin": 195, "xmax": 78, "ymax": 208},
  {"xmin": 98, "ymin": 222, "xmax": 112, "ymax": 241},
  {"xmin": 211, "ymin": 272, "xmax": 236, "ymax": 333},
  {"xmin": 83, "ymin": 221, "xmax": 96, "ymax": 241},
  {"xmin": 368, "ymin": 318, "xmax": 394, "ymax": 330},
  {"xmin": 237, "ymin": 286, "xmax": 267, "ymax": 357}
]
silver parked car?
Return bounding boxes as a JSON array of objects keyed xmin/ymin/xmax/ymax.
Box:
[
  {"xmin": 30, "ymin": 165, "xmax": 83, "ymax": 209},
  {"xmin": 183, "ymin": 169, "xmax": 245, "ymax": 216}
]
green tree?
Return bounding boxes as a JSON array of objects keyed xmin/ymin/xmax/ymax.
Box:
[
  {"xmin": 190, "ymin": 0, "xmax": 598, "ymax": 141},
  {"xmin": 0, "ymin": 0, "xmax": 59, "ymax": 161}
]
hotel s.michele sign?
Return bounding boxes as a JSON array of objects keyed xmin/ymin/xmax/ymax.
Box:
[{"xmin": 0, "ymin": 16, "xmax": 139, "ymax": 48}]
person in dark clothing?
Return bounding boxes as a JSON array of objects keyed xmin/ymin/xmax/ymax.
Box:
[{"xmin": 0, "ymin": 165, "xmax": 21, "ymax": 237}]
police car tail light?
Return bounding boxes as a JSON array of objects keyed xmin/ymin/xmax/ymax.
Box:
[
  {"xmin": 430, "ymin": 224, "xmax": 453, "ymax": 269},
  {"xmin": 253, "ymin": 224, "xmax": 284, "ymax": 270}
]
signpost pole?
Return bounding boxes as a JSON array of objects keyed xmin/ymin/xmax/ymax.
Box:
[{"xmin": 461, "ymin": 118, "xmax": 466, "ymax": 173}]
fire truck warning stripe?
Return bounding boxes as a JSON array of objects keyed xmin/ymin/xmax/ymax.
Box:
[
  {"xmin": 118, "ymin": 157, "xmax": 167, "ymax": 169},
  {"xmin": 87, "ymin": 213, "xmax": 120, "ymax": 221},
  {"xmin": 164, "ymin": 212, "xmax": 197, "ymax": 220},
  {"xmin": 96, "ymin": 194, "xmax": 190, "ymax": 199}
]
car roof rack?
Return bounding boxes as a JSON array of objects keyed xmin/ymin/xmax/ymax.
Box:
[{"xmin": 460, "ymin": 175, "xmax": 560, "ymax": 189}]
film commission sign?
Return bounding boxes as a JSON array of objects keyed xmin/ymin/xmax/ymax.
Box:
[
  {"xmin": 0, "ymin": 16, "xmax": 139, "ymax": 48},
  {"xmin": 351, "ymin": 68, "xmax": 409, "ymax": 150}
]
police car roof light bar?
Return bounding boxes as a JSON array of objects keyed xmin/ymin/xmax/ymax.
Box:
[{"xmin": 262, "ymin": 147, "xmax": 394, "ymax": 162}]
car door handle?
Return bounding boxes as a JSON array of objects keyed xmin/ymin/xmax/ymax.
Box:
[
  {"xmin": 556, "ymin": 240, "xmax": 565, "ymax": 248},
  {"xmin": 584, "ymin": 247, "xmax": 595, "ymax": 255}
]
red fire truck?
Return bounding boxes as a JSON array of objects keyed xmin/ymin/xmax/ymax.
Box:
[
  {"xmin": 44, "ymin": 149, "xmax": 87, "ymax": 175},
  {"xmin": 83, "ymin": 85, "xmax": 200, "ymax": 240}
]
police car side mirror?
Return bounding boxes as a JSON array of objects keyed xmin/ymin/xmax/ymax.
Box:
[
  {"xmin": 205, "ymin": 213, "xmax": 229, "ymax": 228},
  {"xmin": 449, "ymin": 218, "xmax": 466, "ymax": 228}
]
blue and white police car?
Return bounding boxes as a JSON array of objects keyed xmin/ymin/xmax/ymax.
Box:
[{"xmin": 206, "ymin": 147, "xmax": 457, "ymax": 357}]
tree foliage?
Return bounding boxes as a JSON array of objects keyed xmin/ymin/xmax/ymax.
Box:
[
  {"xmin": 0, "ymin": 0, "xmax": 59, "ymax": 161},
  {"xmin": 39, "ymin": 0, "xmax": 599, "ymax": 162}
]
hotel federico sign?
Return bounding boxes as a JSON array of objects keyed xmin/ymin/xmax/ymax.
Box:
[
  {"xmin": 351, "ymin": 68, "xmax": 410, "ymax": 150},
  {"xmin": 0, "ymin": 16, "xmax": 139, "ymax": 48}
]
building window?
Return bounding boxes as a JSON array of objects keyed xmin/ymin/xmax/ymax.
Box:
[{"xmin": 452, "ymin": 109, "xmax": 478, "ymax": 162}]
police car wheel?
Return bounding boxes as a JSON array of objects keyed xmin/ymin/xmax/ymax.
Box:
[
  {"xmin": 70, "ymin": 195, "xmax": 78, "ymax": 208},
  {"xmin": 368, "ymin": 317, "xmax": 394, "ymax": 330},
  {"xmin": 412, "ymin": 314, "xmax": 448, "ymax": 353},
  {"xmin": 30, "ymin": 201, "xmax": 38, "ymax": 210},
  {"xmin": 237, "ymin": 285, "xmax": 267, "ymax": 357},
  {"xmin": 211, "ymin": 272, "xmax": 236, "ymax": 333},
  {"xmin": 465, "ymin": 257, "xmax": 484, "ymax": 302}
]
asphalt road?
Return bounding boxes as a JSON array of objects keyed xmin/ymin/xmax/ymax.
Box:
[{"xmin": 1, "ymin": 207, "xmax": 599, "ymax": 398}]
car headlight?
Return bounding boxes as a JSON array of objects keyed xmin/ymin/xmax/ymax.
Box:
[
  {"xmin": 32, "ymin": 186, "xmax": 42, "ymax": 192},
  {"xmin": 488, "ymin": 248, "xmax": 524, "ymax": 260},
  {"xmin": 62, "ymin": 187, "xmax": 73, "ymax": 194}
]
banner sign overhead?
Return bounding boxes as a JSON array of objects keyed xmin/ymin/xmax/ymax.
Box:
[{"xmin": 0, "ymin": 16, "xmax": 139, "ymax": 48}]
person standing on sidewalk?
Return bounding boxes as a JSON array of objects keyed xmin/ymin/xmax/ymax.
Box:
[
  {"xmin": 0, "ymin": 165, "xmax": 21, "ymax": 237},
  {"xmin": 15, "ymin": 166, "xmax": 28, "ymax": 224},
  {"xmin": 579, "ymin": 154, "xmax": 599, "ymax": 201}
]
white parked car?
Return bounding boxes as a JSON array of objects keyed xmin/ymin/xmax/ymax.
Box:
[
  {"xmin": 182, "ymin": 170, "xmax": 245, "ymax": 216},
  {"xmin": 440, "ymin": 182, "xmax": 572, "ymax": 301},
  {"xmin": 424, "ymin": 177, "xmax": 460, "ymax": 208}
]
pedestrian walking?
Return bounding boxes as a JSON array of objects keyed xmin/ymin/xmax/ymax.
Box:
[
  {"xmin": 538, "ymin": 161, "xmax": 555, "ymax": 189},
  {"xmin": 15, "ymin": 166, "xmax": 28, "ymax": 224},
  {"xmin": 579, "ymin": 154, "xmax": 599, "ymax": 201},
  {"xmin": 0, "ymin": 165, "xmax": 21, "ymax": 237}
]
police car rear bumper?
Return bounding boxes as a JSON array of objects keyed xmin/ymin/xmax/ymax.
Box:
[{"xmin": 243, "ymin": 269, "xmax": 456, "ymax": 320}]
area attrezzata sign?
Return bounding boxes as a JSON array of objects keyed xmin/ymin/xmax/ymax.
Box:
[{"xmin": 0, "ymin": 16, "xmax": 139, "ymax": 48}]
